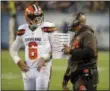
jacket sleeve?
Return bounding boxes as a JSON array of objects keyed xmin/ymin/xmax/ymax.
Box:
[
  {"xmin": 70, "ymin": 32, "xmax": 97, "ymax": 61},
  {"xmin": 9, "ymin": 36, "xmax": 24, "ymax": 64}
]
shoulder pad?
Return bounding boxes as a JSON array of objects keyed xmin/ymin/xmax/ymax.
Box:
[
  {"xmin": 16, "ymin": 24, "xmax": 27, "ymax": 36},
  {"xmin": 41, "ymin": 22, "xmax": 56, "ymax": 33}
]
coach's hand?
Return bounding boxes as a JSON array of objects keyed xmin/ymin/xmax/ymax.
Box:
[
  {"xmin": 63, "ymin": 44, "xmax": 71, "ymax": 54},
  {"xmin": 17, "ymin": 60, "xmax": 29, "ymax": 72},
  {"xmin": 37, "ymin": 57, "xmax": 46, "ymax": 72}
]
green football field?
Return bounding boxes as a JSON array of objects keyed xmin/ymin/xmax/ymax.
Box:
[{"xmin": 1, "ymin": 50, "xmax": 109, "ymax": 90}]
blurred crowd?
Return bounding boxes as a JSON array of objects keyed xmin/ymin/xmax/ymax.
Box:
[
  {"xmin": 1, "ymin": 1, "xmax": 109, "ymax": 50},
  {"xmin": 1, "ymin": 1, "xmax": 109, "ymax": 13}
]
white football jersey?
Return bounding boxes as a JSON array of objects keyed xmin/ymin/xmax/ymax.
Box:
[{"xmin": 10, "ymin": 22, "xmax": 56, "ymax": 67}]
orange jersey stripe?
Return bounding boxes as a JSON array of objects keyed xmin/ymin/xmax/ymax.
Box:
[{"xmin": 16, "ymin": 29, "xmax": 25, "ymax": 35}]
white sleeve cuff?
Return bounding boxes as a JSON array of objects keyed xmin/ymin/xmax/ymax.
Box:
[{"xmin": 13, "ymin": 56, "xmax": 21, "ymax": 64}]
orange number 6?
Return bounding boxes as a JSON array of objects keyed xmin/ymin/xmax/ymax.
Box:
[{"xmin": 28, "ymin": 42, "xmax": 38, "ymax": 60}]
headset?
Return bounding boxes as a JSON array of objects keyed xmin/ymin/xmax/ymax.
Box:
[{"xmin": 68, "ymin": 12, "xmax": 86, "ymax": 31}]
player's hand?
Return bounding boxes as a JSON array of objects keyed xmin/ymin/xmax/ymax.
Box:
[
  {"xmin": 63, "ymin": 44, "xmax": 71, "ymax": 54},
  {"xmin": 17, "ymin": 60, "xmax": 29, "ymax": 72},
  {"xmin": 62, "ymin": 80, "xmax": 69, "ymax": 91},
  {"xmin": 37, "ymin": 57, "xmax": 46, "ymax": 72}
]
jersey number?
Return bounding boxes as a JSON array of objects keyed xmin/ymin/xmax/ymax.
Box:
[{"xmin": 28, "ymin": 42, "xmax": 38, "ymax": 60}]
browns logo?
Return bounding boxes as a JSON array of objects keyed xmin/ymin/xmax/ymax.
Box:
[{"xmin": 72, "ymin": 39, "xmax": 80, "ymax": 48}]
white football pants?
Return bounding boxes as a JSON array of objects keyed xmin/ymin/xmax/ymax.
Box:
[{"xmin": 21, "ymin": 64, "xmax": 51, "ymax": 90}]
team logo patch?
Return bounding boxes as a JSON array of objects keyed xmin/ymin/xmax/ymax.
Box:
[
  {"xmin": 79, "ymin": 85, "xmax": 87, "ymax": 90},
  {"xmin": 73, "ymin": 39, "xmax": 80, "ymax": 48}
]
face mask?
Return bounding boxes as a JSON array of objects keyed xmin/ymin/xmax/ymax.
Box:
[
  {"xmin": 30, "ymin": 16, "xmax": 43, "ymax": 28},
  {"xmin": 29, "ymin": 21, "xmax": 42, "ymax": 31}
]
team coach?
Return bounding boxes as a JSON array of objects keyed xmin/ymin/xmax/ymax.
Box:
[{"xmin": 62, "ymin": 12, "xmax": 99, "ymax": 91}]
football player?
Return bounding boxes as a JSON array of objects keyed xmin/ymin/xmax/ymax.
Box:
[{"xmin": 10, "ymin": 4, "xmax": 56, "ymax": 90}]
